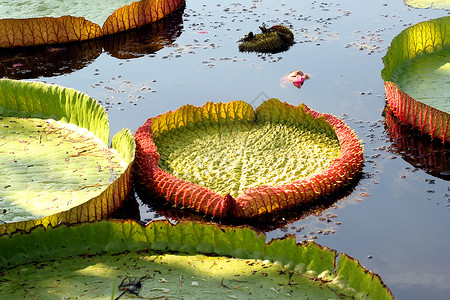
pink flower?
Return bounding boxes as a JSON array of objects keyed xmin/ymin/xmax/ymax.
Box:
[{"xmin": 281, "ymin": 70, "xmax": 310, "ymax": 89}]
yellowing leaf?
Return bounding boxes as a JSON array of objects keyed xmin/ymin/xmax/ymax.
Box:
[
  {"xmin": 0, "ymin": 0, "xmax": 185, "ymax": 48},
  {"xmin": 0, "ymin": 16, "xmax": 101, "ymax": 48},
  {"xmin": 102, "ymin": 0, "xmax": 185, "ymax": 35}
]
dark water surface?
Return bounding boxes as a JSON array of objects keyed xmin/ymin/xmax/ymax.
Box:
[{"xmin": 2, "ymin": 0, "xmax": 449, "ymax": 299}]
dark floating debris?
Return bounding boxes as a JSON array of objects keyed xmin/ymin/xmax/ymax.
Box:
[{"xmin": 238, "ymin": 24, "xmax": 294, "ymax": 53}]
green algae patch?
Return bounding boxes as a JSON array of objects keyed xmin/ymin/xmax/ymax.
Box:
[
  {"xmin": 0, "ymin": 117, "xmax": 126, "ymax": 223},
  {"xmin": 0, "ymin": 219, "xmax": 393, "ymax": 299},
  {"xmin": 156, "ymin": 120, "xmax": 341, "ymax": 198},
  {"xmin": 134, "ymin": 99, "xmax": 363, "ymax": 219}
]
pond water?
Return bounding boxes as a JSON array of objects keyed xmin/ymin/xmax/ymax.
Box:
[{"xmin": 1, "ymin": 0, "xmax": 449, "ymax": 299}]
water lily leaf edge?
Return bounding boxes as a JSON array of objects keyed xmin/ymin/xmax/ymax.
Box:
[
  {"xmin": 0, "ymin": 79, "xmax": 135, "ymax": 235},
  {"xmin": 381, "ymin": 16, "xmax": 450, "ymax": 142},
  {"xmin": 0, "ymin": 0, "xmax": 185, "ymax": 48},
  {"xmin": 0, "ymin": 219, "xmax": 393, "ymax": 299},
  {"xmin": 134, "ymin": 98, "xmax": 364, "ymax": 219}
]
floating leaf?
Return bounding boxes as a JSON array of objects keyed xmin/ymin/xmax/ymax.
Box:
[
  {"xmin": 134, "ymin": 99, "xmax": 363, "ymax": 219},
  {"xmin": 0, "ymin": 8, "xmax": 184, "ymax": 79},
  {"xmin": 0, "ymin": 16, "xmax": 102, "ymax": 48},
  {"xmin": 102, "ymin": 0, "xmax": 185, "ymax": 36},
  {"xmin": 0, "ymin": 219, "xmax": 393, "ymax": 299},
  {"xmin": 381, "ymin": 16, "xmax": 450, "ymax": 143},
  {"xmin": 404, "ymin": 0, "xmax": 450, "ymax": 10},
  {"xmin": 0, "ymin": 0, "xmax": 185, "ymax": 48},
  {"xmin": 0, "ymin": 79, "xmax": 135, "ymax": 235}
]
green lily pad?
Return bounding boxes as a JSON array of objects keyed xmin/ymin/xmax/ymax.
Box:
[
  {"xmin": 0, "ymin": 0, "xmax": 136, "ymax": 26},
  {"xmin": 134, "ymin": 99, "xmax": 364, "ymax": 219},
  {"xmin": 0, "ymin": 79, "xmax": 135, "ymax": 235},
  {"xmin": 156, "ymin": 115, "xmax": 341, "ymax": 198},
  {"xmin": 389, "ymin": 45, "xmax": 450, "ymax": 113},
  {"xmin": 0, "ymin": 219, "xmax": 393, "ymax": 299},
  {"xmin": 382, "ymin": 16, "xmax": 450, "ymax": 142},
  {"xmin": 404, "ymin": 0, "xmax": 450, "ymax": 10},
  {"xmin": 0, "ymin": 117, "xmax": 126, "ymax": 223}
]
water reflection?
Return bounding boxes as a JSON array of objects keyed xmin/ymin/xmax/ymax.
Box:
[
  {"xmin": 0, "ymin": 41, "xmax": 102, "ymax": 79},
  {"xmin": 103, "ymin": 8, "xmax": 184, "ymax": 59},
  {"xmin": 136, "ymin": 176, "xmax": 361, "ymax": 232},
  {"xmin": 0, "ymin": 7, "xmax": 184, "ymax": 79},
  {"xmin": 384, "ymin": 106, "xmax": 450, "ymax": 180}
]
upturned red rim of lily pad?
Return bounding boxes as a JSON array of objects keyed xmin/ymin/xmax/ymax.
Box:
[
  {"xmin": 134, "ymin": 99, "xmax": 363, "ymax": 219},
  {"xmin": 381, "ymin": 16, "xmax": 450, "ymax": 143}
]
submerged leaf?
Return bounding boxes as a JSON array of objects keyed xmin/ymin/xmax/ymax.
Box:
[
  {"xmin": 0, "ymin": 219, "xmax": 393, "ymax": 299},
  {"xmin": 134, "ymin": 99, "xmax": 363, "ymax": 219},
  {"xmin": 381, "ymin": 16, "xmax": 450, "ymax": 143}
]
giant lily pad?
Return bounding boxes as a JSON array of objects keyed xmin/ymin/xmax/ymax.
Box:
[
  {"xmin": 0, "ymin": 0, "xmax": 185, "ymax": 47},
  {"xmin": 0, "ymin": 219, "xmax": 393, "ymax": 299},
  {"xmin": 0, "ymin": 79, "xmax": 135, "ymax": 235},
  {"xmin": 0, "ymin": 8, "xmax": 184, "ymax": 79},
  {"xmin": 381, "ymin": 16, "xmax": 450, "ymax": 143},
  {"xmin": 404, "ymin": 0, "xmax": 450, "ymax": 10},
  {"xmin": 134, "ymin": 98, "xmax": 363, "ymax": 219}
]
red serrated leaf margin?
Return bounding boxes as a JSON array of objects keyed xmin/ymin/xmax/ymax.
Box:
[
  {"xmin": 133, "ymin": 100, "xmax": 364, "ymax": 219},
  {"xmin": 385, "ymin": 81, "xmax": 450, "ymax": 143}
]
